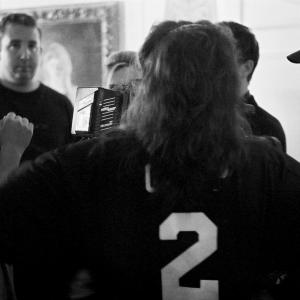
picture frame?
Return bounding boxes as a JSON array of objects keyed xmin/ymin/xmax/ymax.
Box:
[{"xmin": 0, "ymin": 2, "xmax": 124, "ymax": 101}]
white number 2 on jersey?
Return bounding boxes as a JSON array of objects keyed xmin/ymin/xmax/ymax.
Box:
[{"xmin": 159, "ymin": 213, "xmax": 218, "ymax": 300}]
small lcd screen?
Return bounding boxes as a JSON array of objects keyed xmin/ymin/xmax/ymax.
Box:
[{"xmin": 71, "ymin": 87, "xmax": 98, "ymax": 134}]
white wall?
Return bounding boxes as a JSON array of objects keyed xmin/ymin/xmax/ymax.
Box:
[{"xmin": 218, "ymin": 0, "xmax": 300, "ymax": 160}]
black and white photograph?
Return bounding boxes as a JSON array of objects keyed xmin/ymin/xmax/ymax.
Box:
[{"xmin": 0, "ymin": 0, "xmax": 299, "ymax": 299}]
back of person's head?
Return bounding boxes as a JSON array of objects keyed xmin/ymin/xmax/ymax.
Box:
[
  {"xmin": 124, "ymin": 21, "xmax": 245, "ymax": 181},
  {"xmin": 218, "ymin": 21, "xmax": 259, "ymax": 82},
  {"xmin": 139, "ymin": 20, "xmax": 193, "ymax": 69},
  {"xmin": 0, "ymin": 13, "xmax": 41, "ymax": 40}
]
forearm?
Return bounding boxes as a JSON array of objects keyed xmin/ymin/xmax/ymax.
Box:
[{"xmin": 0, "ymin": 145, "xmax": 23, "ymax": 183}]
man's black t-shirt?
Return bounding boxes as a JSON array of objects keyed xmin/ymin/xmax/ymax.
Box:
[
  {"xmin": 0, "ymin": 130, "xmax": 299, "ymax": 300},
  {"xmin": 244, "ymin": 93, "xmax": 287, "ymax": 152},
  {"xmin": 0, "ymin": 83, "xmax": 73, "ymax": 161}
]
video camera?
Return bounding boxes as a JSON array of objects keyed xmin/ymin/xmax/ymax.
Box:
[{"xmin": 71, "ymin": 84, "xmax": 134, "ymax": 138}]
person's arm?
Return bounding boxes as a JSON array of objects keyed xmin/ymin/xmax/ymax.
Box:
[{"xmin": 0, "ymin": 112, "xmax": 33, "ymax": 182}]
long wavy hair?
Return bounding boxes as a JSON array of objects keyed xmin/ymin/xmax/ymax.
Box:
[{"xmin": 122, "ymin": 21, "xmax": 246, "ymax": 184}]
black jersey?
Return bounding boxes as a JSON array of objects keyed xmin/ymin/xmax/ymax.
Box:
[{"xmin": 0, "ymin": 130, "xmax": 299, "ymax": 300}]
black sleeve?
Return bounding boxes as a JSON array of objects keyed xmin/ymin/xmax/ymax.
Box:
[
  {"xmin": 0, "ymin": 149, "xmax": 70, "ymax": 263},
  {"xmin": 0, "ymin": 138, "xmax": 104, "ymax": 264}
]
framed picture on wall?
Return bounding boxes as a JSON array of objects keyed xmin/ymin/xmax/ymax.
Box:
[{"xmin": 0, "ymin": 2, "xmax": 124, "ymax": 102}]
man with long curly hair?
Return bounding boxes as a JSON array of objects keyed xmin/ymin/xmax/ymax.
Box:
[{"xmin": 0, "ymin": 21, "xmax": 299, "ymax": 300}]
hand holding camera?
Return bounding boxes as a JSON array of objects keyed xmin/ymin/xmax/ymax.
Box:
[{"xmin": 71, "ymin": 85, "xmax": 135, "ymax": 138}]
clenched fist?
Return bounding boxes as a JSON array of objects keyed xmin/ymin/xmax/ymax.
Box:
[
  {"xmin": 0, "ymin": 112, "xmax": 34, "ymax": 154},
  {"xmin": 0, "ymin": 112, "xmax": 34, "ymax": 182}
]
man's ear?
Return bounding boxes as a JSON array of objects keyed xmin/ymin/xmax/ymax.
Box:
[{"xmin": 241, "ymin": 60, "xmax": 254, "ymax": 80}]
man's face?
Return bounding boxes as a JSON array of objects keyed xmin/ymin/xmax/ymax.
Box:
[
  {"xmin": 236, "ymin": 59, "xmax": 253, "ymax": 98},
  {"xmin": 0, "ymin": 23, "xmax": 41, "ymax": 86}
]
